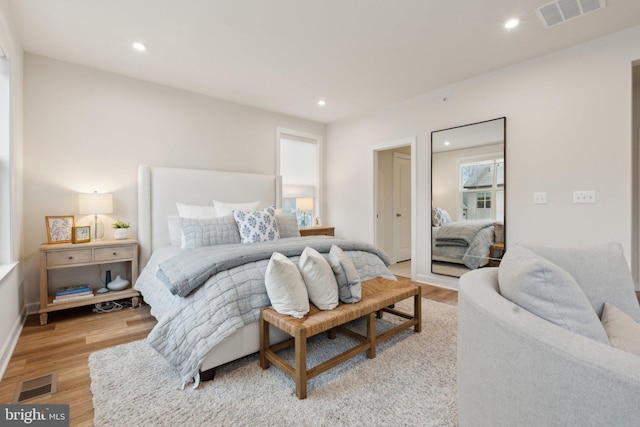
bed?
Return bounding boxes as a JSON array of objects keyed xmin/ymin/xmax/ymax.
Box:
[
  {"xmin": 135, "ymin": 165, "xmax": 396, "ymax": 387},
  {"xmin": 431, "ymin": 208, "xmax": 498, "ymax": 270}
]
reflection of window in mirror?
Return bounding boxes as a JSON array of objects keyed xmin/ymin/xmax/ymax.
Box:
[
  {"xmin": 277, "ymin": 128, "xmax": 322, "ymax": 227},
  {"xmin": 459, "ymin": 158, "xmax": 504, "ymax": 221}
]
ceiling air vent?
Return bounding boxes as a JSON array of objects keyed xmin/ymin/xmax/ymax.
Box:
[{"xmin": 536, "ymin": 0, "xmax": 606, "ymax": 28}]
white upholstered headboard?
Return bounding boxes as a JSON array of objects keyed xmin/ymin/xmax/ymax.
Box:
[{"xmin": 137, "ymin": 165, "xmax": 282, "ymax": 268}]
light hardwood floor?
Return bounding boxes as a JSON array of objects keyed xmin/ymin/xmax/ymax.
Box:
[{"xmin": 0, "ymin": 280, "xmax": 457, "ymax": 426}]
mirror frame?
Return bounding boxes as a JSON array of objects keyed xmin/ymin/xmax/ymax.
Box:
[{"xmin": 430, "ymin": 117, "xmax": 506, "ymax": 277}]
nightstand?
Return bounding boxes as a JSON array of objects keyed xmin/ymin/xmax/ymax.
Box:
[
  {"xmin": 299, "ymin": 226, "xmax": 335, "ymax": 237},
  {"xmin": 38, "ymin": 239, "xmax": 139, "ymax": 325},
  {"xmin": 489, "ymin": 242, "xmax": 505, "ymax": 267}
]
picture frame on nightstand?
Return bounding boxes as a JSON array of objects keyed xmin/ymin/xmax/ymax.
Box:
[
  {"xmin": 45, "ymin": 215, "xmax": 75, "ymax": 244},
  {"xmin": 72, "ymin": 225, "xmax": 91, "ymax": 243}
]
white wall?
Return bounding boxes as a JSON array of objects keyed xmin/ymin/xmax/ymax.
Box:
[
  {"xmin": 22, "ymin": 54, "xmax": 325, "ymax": 307},
  {"xmin": 327, "ymin": 25, "xmax": 640, "ymax": 289},
  {"xmin": 0, "ymin": 0, "xmax": 25, "ymax": 380}
]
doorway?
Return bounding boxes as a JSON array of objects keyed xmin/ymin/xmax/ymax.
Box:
[{"xmin": 373, "ymin": 138, "xmax": 415, "ymax": 278}]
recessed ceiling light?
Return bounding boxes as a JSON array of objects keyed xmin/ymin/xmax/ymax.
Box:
[
  {"xmin": 317, "ymin": 99, "xmax": 327, "ymax": 106},
  {"xmin": 132, "ymin": 42, "xmax": 147, "ymax": 52},
  {"xmin": 504, "ymin": 18, "xmax": 520, "ymax": 29},
  {"xmin": 444, "ymin": 141, "xmax": 450, "ymax": 146}
]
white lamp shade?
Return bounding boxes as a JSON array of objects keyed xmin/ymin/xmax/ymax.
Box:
[
  {"xmin": 295, "ymin": 197, "xmax": 314, "ymax": 211},
  {"xmin": 78, "ymin": 192, "xmax": 113, "ymax": 215}
]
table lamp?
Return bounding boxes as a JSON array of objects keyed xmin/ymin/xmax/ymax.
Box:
[
  {"xmin": 296, "ymin": 197, "xmax": 314, "ymax": 228},
  {"xmin": 78, "ymin": 191, "xmax": 113, "ymax": 240}
]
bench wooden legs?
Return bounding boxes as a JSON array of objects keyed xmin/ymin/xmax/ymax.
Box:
[
  {"xmin": 414, "ymin": 290, "xmax": 422, "ymax": 333},
  {"xmin": 294, "ymin": 328, "xmax": 307, "ymax": 398},
  {"xmin": 260, "ymin": 291, "xmax": 422, "ymax": 399},
  {"xmin": 260, "ymin": 308, "xmax": 269, "ymax": 369},
  {"xmin": 366, "ymin": 312, "xmax": 376, "ymax": 359}
]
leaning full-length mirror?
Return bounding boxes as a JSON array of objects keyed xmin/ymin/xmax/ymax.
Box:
[{"xmin": 431, "ymin": 117, "xmax": 506, "ymax": 277}]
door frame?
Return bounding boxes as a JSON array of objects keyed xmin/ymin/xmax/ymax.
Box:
[{"xmin": 372, "ymin": 137, "xmax": 416, "ymax": 278}]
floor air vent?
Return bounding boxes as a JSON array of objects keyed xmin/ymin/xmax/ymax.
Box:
[
  {"xmin": 536, "ymin": 0, "xmax": 606, "ymax": 28},
  {"xmin": 14, "ymin": 373, "xmax": 58, "ymax": 403}
]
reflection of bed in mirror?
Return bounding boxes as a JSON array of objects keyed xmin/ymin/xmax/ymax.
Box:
[
  {"xmin": 431, "ymin": 117, "xmax": 506, "ymax": 277},
  {"xmin": 431, "ymin": 207, "xmax": 502, "ymax": 269}
]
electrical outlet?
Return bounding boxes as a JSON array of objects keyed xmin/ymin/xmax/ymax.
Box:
[
  {"xmin": 533, "ymin": 192, "xmax": 547, "ymax": 204},
  {"xmin": 573, "ymin": 191, "xmax": 596, "ymax": 204}
]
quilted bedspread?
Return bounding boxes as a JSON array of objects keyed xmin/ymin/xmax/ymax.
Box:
[{"xmin": 134, "ymin": 236, "xmax": 395, "ymax": 384}]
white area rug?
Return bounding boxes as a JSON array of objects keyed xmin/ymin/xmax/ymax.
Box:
[{"xmin": 89, "ymin": 299, "xmax": 458, "ymax": 426}]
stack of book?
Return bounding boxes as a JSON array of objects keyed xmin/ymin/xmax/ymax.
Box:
[{"xmin": 53, "ymin": 285, "xmax": 94, "ymax": 304}]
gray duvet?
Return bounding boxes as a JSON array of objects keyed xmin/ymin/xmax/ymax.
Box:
[{"xmin": 135, "ymin": 236, "xmax": 395, "ymax": 384}]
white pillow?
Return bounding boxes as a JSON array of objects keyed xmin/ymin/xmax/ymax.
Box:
[
  {"xmin": 328, "ymin": 245, "xmax": 362, "ymax": 303},
  {"xmin": 264, "ymin": 252, "xmax": 309, "ymax": 319},
  {"xmin": 176, "ymin": 202, "xmax": 217, "ymax": 219},
  {"xmin": 213, "ymin": 200, "xmax": 260, "ymax": 217},
  {"xmin": 233, "ymin": 206, "xmax": 280, "ymax": 243},
  {"xmin": 601, "ymin": 302, "xmax": 640, "ymax": 356},
  {"xmin": 299, "ymin": 247, "xmax": 339, "ymax": 311}
]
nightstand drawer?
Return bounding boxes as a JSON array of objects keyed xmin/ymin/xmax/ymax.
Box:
[
  {"xmin": 47, "ymin": 249, "xmax": 92, "ymax": 267},
  {"xmin": 94, "ymin": 245, "xmax": 133, "ymax": 262}
]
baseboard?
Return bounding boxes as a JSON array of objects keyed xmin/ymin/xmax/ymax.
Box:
[
  {"xmin": 414, "ymin": 272, "xmax": 459, "ymax": 291},
  {"xmin": 0, "ymin": 305, "xmax": 26, "ymax": 381},
  {"xmin": 25, "ymin": 301, "xmax": 39, "ymax": 315}
]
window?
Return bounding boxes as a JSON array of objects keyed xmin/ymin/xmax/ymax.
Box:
[
  {"xmin": 460, "ymin": 158, "xmax": 504, "ymax": 221},
  {"xmin": 276, "ymin": 128, "xmax": 322, "ymax": 227}
]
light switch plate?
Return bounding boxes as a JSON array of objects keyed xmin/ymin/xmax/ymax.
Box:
[
  {"xmin": 533, "ymin": 192, "xmax": 547, "ymax": 204},
  {"xmin": 573, "ymin": 191, "xmax": 596, "ymax": 204}
]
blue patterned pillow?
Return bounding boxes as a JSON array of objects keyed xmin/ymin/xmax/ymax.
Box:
[{"xmin": 233, "ymin": 206, "xmax": 280, "ymax": 243}]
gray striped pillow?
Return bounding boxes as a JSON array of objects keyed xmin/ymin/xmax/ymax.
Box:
[{"xmin": 179, "ymin": 216, "xmax": 241, "ymax": 248}]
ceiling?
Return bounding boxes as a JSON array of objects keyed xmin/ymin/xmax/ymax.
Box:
[{"xmin": 6, "ymin": 0, "xmax": 640, "ymax": 123}]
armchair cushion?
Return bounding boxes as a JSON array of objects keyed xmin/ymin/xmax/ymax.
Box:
[
  {"xmin": 499, "ymin": 245, "xmax": 609, "ymax": 344},
  {"xmin": 524, "ymin": 242, "xmax": 640, "ymax": 322}
]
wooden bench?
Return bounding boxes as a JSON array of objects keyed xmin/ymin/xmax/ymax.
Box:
[{"xmin": 259, "ymin": 277, "xmax": 422, "ymax": 399}]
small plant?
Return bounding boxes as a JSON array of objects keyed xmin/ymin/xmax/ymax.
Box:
[{"xmin": 112, "ymin": 220, "xmax": 130, "ymax": 229}]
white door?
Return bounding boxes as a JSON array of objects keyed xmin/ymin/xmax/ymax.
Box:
[{"xmin": 393, "ymin": 153, "xmax": 411, "ymax": 262}]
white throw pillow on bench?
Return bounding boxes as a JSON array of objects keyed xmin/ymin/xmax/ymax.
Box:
[
  {"xmin": 299, "ymin": 247, "xmax": 339, "ymax": 311},
  {"xmin": 328, "ymin": 245, "xmax": 362, "ymax": 304},
  {"xmin": 265, "ymin": 252, "xmax": 309, "ymax": 319}
]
